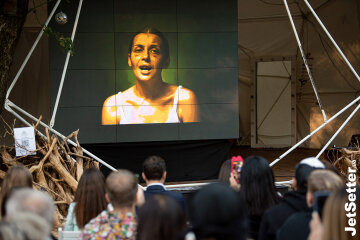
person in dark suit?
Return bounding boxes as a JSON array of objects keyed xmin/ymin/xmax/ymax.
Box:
[{"xmin": 142, "ymin": 155, "xmax": 186, "ymax": 211}]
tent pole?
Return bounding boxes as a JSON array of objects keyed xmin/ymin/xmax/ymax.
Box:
[
  {"xmin": 316, "ymin": 103, "xmax": 360, "ymax": 159},
  {"xmin": 283, "ymin": 0, "xmax": 327, "ymax": 122},
  {"xmin": 303, "ymin": 0, "xmax": 360, "ymax": 83},
  {"xmin": 270, "ymin": 96, "xmax": 360, "ymax": 167}
]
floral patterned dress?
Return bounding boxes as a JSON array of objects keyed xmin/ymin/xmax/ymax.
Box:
[{"xmin": 81, "ymin": 208, "xmax": 136, "ymax": 240}]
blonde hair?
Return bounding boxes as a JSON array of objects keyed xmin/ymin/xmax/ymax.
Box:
[
  {"xmin": 322, "ymin": 187, "xmax": 360, "ymax": 240},
  {"xmin": 307, "ymin": 169, "xmax": 343, "ymax": 193}
]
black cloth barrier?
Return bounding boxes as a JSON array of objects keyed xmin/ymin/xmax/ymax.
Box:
[{"xmin": 82, "ymin": 139, "xmax": 230, "ymax": 182}]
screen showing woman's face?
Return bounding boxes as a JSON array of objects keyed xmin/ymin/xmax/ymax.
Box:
[
  {"xmin": 128, "ymin": 33, "xmax": 168, "ymax": 82},
  {"xmin": 49, "ymin": 0, "xmax": 239, "ymax": 143}
]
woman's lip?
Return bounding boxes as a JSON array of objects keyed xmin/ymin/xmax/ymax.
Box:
[
  {"xmin": 139, "ymin": 68, "xmax": 151, "ymax": 75},
  {"xmin": 139, "ymin": 66, "xmax": 152, "ymax": 70}
]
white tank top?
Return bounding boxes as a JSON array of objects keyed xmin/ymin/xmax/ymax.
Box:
[{"xmin": 117, "ymin": 86, "xmax": 182, "ymax": 124}]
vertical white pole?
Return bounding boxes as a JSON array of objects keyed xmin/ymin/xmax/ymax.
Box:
[{"xmin": 283, "ymin": 0, "xmax": 327, "ymax": 121}]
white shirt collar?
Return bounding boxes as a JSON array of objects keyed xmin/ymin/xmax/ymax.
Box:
[{"xmin": 147, "ymin": 182, "xmax": 166, "ymax": 190}]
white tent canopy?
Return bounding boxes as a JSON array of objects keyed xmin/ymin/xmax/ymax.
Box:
[{"xmin": 237, "ymin": 0, "xmax": 360, "ymax": 148}]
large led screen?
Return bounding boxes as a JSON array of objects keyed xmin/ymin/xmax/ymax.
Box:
[{"xmin": 49, "ymin": 0, "xmax": 239, "ymax": 143}]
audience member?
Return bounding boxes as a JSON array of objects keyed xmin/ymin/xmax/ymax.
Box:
[
  {"xmin": 240, "ymin": 156, "xmax": 279, "ymax": 240},
  {"xmin": 81, "ymin": 169, "xmax": 138, "ymax": 239},
  {"xmin": 64, "ymin": 168, "xmax": 107, "ymax": 231},
  {"xmin": 258, "ymin": 157, "xmax": 325, "ymax": 240},
  {"xmin": 308, "ymin": 187, "xmax": 360, "ymax": 240},
  {"xmin": 137, "ymin": 195, "xmax": 186, "ymax": 240},
  {"xmin": 142, "ymin": 156, "xmax": 185, "ymax": 211},
  {"xmin": 2, "ymin": 212, "xmax": 51, "ymax": 240},
  {"xmin": 135, "ymin": 185, "xmax": 146, "ymax": 208},
  {"xmin": 277, "ymin": 169, "xmax": 343, "ymax": 240},
  {"xmin": 218, "ymin": 159, "xmax": 231, "ymax": 185},
  {"xmin": 187, "ymin": 183, "xmax": 247, "ymax": 240},
  {"xmin": 5, "ymin": 188, "xmax": 55, "ymax": 239},
  {"xmin": 0, "ymin": 165, "xmax": 33, "ymax": 217},
  {"xmin": 0, "ymin": 220, "xmax": 27, "ymax": 240}
]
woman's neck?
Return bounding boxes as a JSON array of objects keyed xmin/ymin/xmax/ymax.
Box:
[
  {"xmin": 134, "ymin": 78, "xmax": 167, "ymax": 100},
  {"xmin": 112, "ymin": 205, "xmax": 135, "ymax": 216}
]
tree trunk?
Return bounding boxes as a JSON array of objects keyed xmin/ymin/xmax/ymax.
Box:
[{"xmin": 0, "ymin": 0, "xmax": 29, "ymax": 114}]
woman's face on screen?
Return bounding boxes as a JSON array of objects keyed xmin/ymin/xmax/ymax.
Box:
[{"xmin": 128, "ymin": 33, "xmax": 168, "ymax": 82}]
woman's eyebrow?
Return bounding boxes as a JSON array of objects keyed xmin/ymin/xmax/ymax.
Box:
[
  {"xmin": 133, "ymin": 44, "xmax": 144, "ymax": 48},
  {"xmin": 149, "ymin": 45, "xmax": 160, "ymax": 49}
]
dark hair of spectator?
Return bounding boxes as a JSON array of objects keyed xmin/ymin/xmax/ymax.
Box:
[
  {"xmin": 137, "ymin": 195, "xmax": 186, "ymax": 240},
  {"xmin": 74, "ymin": 168, "xmax": 107, "ymax": 228},
  {"xmin": 240, "ymin": 156, "xmax": 279, "ymax": 216},
  {"xmin": 142, "ymin": 156, "xmax": 166, "ymax": 181},
  {"xmin": 189, "ymin": 183, "xmax": 247, "ymax": 240},
  {"xmin": 128, "ymin": 26, "xmax": 170, "ymax": 65},
  {"xmin": 106, "ymin": 169, "xmax": 138, "ymax": 208},
  {"xmin": 218, "ymin": 159, "xmax": 231, "ymax": 185},
  {"xmin": 0, "ymin": 165, "xmax": 33, "ymax": 217}
]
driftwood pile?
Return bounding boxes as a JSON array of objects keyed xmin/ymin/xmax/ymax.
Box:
[
  {"xmin": 333, "ymin": 147, "xmax": 360, "ymax": 184},
  {"xmin": 0, "ymin": 117, "xmax": 99, "ymax": 230}
]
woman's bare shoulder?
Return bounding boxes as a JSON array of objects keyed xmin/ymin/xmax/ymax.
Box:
[
  {"xmin": 102, "ymin": 94, "xmax": 118, "ymax": 125},
  {"xmin": 103, "ymin": 94, "xmax": 116, "ymax": 107},
  {"xmin": 179, "ymin": 87, "xmax": 197, "ymax": 104}
]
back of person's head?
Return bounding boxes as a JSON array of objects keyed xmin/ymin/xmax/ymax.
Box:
[
  {"xmin": 218, "ymin": 159, "xmax": 231, "ymax": 185},
  {"xmin": 1, "ymin": 165, "xmax": 33, "ymax": 190},
  {"xmin": 307, "ymin": 170, "xmax": 343, "ymax": 194},
  {"xmin": 0, "ymin": 165, "xmax": 33, "ymax": 216},
  {"xmin": 8, "ymin": 212, "xmax": 50, "ymax": 240},
  {"xmin": 0, "ymin": 220, "xmax": 27, "ymax": 240},
  {"xmin": 5, "ymin": 189, "xmax": 54, "ymax": 236},
  {"xmin": 142, "ymin": 156, "xmax": 166, "ymax": 181},
  {"xmin": 106, "ymin": 169, "xmax": 138, "ymax": 209},
  {"xmin": 295, "ymin": 157, "xmax": 325, "ymax": 191},
  {"xmin": 240, "ymin": 156, "xmax": 279, "ymax": 216},
  {"xmin": 189, "ymin": 183, "xmax": 247, "ymax": 240},
  {"xmin": 137, "ymin": 195, "xmax": 186, "ymax": 240},
  {"xmin": 322, "ymin": 187, "xmax": 360, "ymax": 240},
  {"xmin": 74, "ymin": 168, "xmax": 107, "ymax": 228}
]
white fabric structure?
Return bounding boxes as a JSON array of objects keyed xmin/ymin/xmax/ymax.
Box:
[{"xmin": 238, "ymin": 0, "xmax": 360, "ymax": 148}]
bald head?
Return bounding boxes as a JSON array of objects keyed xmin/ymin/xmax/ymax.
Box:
[{"xmin": 106, "ymin": 169, "xmax": 138, "ymax": 209}]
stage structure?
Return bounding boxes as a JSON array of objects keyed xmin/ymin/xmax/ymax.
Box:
[
  {"xmin": 3, "ymin": 0, "xmax": 360, "ymax": 187},
  {"xmin": 5, "ymin": 0, "xmax": 117, "ymax": 172},
  {"xmin": 269, "ymin": 0, "xmax": 360, "ymax": 167}
]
